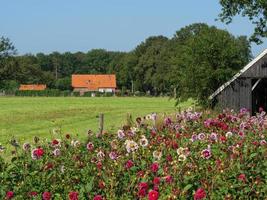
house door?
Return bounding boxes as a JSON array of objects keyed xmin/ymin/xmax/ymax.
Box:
[{"xmin": 252, "ymin": 78, "xmax": 267, "ymax": 114}]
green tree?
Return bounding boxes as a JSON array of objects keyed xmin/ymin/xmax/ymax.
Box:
[
  {"xmin": 0, "ymin": 37, "xmax": 17, "ymax": 90},
  {"xmin": 55, "ymin": 77, "xmax": 71, "ymax": 90},
  {"xmin": 218, "ymin": 0, "xmax": 267, "ymax": 43},
  {"xmin": 172, "ymin": 23, "xmax": 251, "ymax": 105},
  {"xmin": 133, "ymin": 36, "xmax": 169, "ymax": 94}
]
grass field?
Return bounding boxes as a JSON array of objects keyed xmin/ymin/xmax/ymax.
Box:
[{"xmin": 0, "ymin": 97, "xmax": 193, "ymax": 143}]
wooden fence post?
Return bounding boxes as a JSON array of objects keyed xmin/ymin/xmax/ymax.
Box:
[
  {"xmin": 98, "ymin": 113, "xmax": 104, "ymax": 137},
  {"xmin": 126, "ymin": 113, "xmax": 132, "ymax": 126}
]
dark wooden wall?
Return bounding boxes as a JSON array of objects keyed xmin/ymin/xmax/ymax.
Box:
[
  {"xmin": 241, "ymin": 54, "xmax": 267, "ymax": 78},
  {"xmin": 214, "ymin": 53, "xmax": 267, "ymax": 113},
  {"xmin": 215, "ymin": 78, "xmax": 251, "ymax": 112}
]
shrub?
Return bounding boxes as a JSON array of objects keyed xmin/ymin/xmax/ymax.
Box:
[
  {"xmin": 0, "ymin": 108, "xmax": 266, "ymax": 199},
  {"xmin": 72, "ymin": 91, "xmax": 80, "ymax": 97}
]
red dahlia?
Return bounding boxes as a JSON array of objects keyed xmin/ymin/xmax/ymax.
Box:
[
  {"xmin": 194, "ymin": 188, "xmax": 206, "ymax": 200},
  {"xmin": 153, "ymin": 177, "xmax": 161, "ymax": 185},
  {"xmin": 69, "ymin": 191, "xmax": 79, "ymax": 200},
  {"xmin": 148, "ymin": 190, "xmax": 159, "ymax": 200},
  {"xmin": 6, "ymin": 191, "xmax": 14, "ymax": 199},
  {"xmin": 150, "ymin": 162, "xmax": 159, "ymax": 173},
  {"xmin": 93, "ymin": 195, "xmax": 103, "ymax": 200},
  {"xmin": 238, "ymin": 173, "xmax": 246, "ymax": 182},
  {"xmin": 29, "ymin": 191, "xmax": 38, "ymax": 197},
  {"xmin": 125, "ymin": 160, "xmax": 134, "ymax": 169},
  {"xmin": 42, "ymin": 191, "xmax": 51, "ymax": 200}
]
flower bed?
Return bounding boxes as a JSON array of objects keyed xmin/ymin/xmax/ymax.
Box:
[{"xmin": 0, "ymin": 108, "xmax": 267, "ymax": 199}]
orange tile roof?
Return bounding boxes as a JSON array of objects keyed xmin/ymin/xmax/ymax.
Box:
[
  {"xmin": 72, "ymin": 74, "xmax": 116, "ymax": 90},
  {"xmin": 19, "ymin": 84, "xmax": 47, "ymax": 91}
]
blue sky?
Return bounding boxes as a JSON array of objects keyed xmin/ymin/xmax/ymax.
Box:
[{"xmin": 1, "ymin": 0, "xmax": 266, "ymax": 56}]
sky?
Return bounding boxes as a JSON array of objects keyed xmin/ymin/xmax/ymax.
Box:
[{"xmin": 1, "ymin": 0, "xmax": 266, "ymax": 56}]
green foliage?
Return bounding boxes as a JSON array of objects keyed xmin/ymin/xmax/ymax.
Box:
[
  {"xmin": 171, "ymin": 23, "xmax": 251, "ymax": 106},
  {"xmin": 0, "ymin": 37, "xmax": 17, "ymax": 88},
  {"xmin": 55, "ymin": 77, "xmax": 71, "ymax": 91},
  {"xmin": 219, "ymin": 0, "xmax": 267, "ymax": 44},
  {"xmin": 15, "ymin": 89, "xmax": 65, "ymax": 97},
  {"xmin": 1, "ymin": 80, "xmax": 19, "ymax": 91}
]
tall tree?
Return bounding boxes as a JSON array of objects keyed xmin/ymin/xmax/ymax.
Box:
[
  {"xmin": 172, "ymin": 23, "xmax": 251, "ymax": 104},
  {"xmin": 218, "ymin": 0, "xmax": 267, "ymax": 44},
  {"xmin": 0, "ymin": 37, "xmax": 17, "ymax": 89},
  {"xmin": 133, "ymin": 36, "xmax": 169, "ymax": 94}
]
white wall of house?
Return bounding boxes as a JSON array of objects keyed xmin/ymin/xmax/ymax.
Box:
[{"xmin": 98, "ymin": 88, "xmax": 114, "ymax": 93}]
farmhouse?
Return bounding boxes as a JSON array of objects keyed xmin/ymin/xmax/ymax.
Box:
[
  {"xmin": 19, "ymin": 84, "xmax": 46, "ymax": 91},
  {"xmin": 72, "ymin": 74, "xmax": 116, "ymax": 94},
  {"xmin": 210, "ymin": 49, "xmax": 267, "ymax": 115}
]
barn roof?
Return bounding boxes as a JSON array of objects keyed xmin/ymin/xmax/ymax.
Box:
[
  {"xmin": 19, "ymin": 84, "xmax": 46, "ymax": 91},
  {"xmin": 209, "ymin": 49, "xmax": 267, "ymax": 99},
  {"xmin": 72, "ymin": 74, "xmax": 116, "ymax": 90}
]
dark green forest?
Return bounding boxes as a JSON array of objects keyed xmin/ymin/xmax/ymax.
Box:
[{"xmin": 0, "ymin": 23, "xmax": 252, "ymax": 103}]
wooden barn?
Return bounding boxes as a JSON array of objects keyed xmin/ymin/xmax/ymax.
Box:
[
  {"xmin": 210, "ymin": 49, "xmax": 267, "ymax": 115},
  {"xmin": 72, "ymin": 74, "xmax": 116, "ymax": 94},
  {"xmin": 19, "ymin": 84, "xmax": 46, "ymax": 91}
]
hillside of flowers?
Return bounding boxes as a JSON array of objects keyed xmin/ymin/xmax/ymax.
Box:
[{"xmin": 0, "ymin": 108, "xmax": 267, "ymax": 199}]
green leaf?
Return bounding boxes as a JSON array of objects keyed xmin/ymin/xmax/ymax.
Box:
[
  {"xmin": 250, "ymin": 153, "xmax": 257, "ymax": 159},
  {"xmin": 85, "ymin": 177, "xmax": 94, "ymax": 193},
  {"xmin": 183, "ymin": 184, "xmax": 193, "ymax": 191}
]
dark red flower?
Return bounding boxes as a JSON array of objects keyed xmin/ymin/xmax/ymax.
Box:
[
  {"xmin": 172, "ymin": 141, "xmax": 178, "ymax": 149},
  {"xmin": 148, "ymin": 190, "xmax": 159, "ymax": 200},
  {"xmin": 29, "ymin": 191, "xmax": 38, "ymax": 197},
  {"xmin": 220, "ymin": 136, "xmax": 227, "ymax": 142},
  {"xmin": 137, "ymin": 170, "xmax": 145, "ymax": 177},
  {"xmin": 215, "ymin": 159, "xmax": 222, "ymax": 167},
  {"xmin": 69, "ymin": 191, "xmax": 78, "ymax": 200},
  {"xmin": 153, "ymin": 185, "xmax": 159, "ymax": 191},
  {"xmin": 125, "ymin": 160, "xmax": 134, "ymax": 169},
  {"xmin": 98, "ymin": 180, "xmax": 105, "ymax": 189},
  {"xmin": 194, "ymin": 188, "xmax": 206, "ymax": 200},
  {"xmin": 150, "ymin": 162, "xmax": 159, "ymax": 173},
  {"xmin": 238, "ymin": 173, "xmax": 246, "ymax": 182},
  {"xmin": 165, "ymin": 175, "xmax": 173, "ymax": 184},
  {"xmin": 138, "ymin": 188, "xmax": 147, "ymax": 198},
  {"xmin": 33, "ymin": 147, "xmax": 44, "ymax": 159},
  {"xmin": 66, "ymin": 134, "xmax": 71, "ymax": 139},
  {"xmin": 44, "ymin": 162, "xmax": 54, "ymax": 171},
  {"xmin": 42, "ymin": 191, "xmax": 51, "ymax": 200},
  {"xmin": 151, "ymin": 129, "xmax": 157, "ymax": 137},
  {"xmin": 96, "ymin": 161, "xmax": 102, "ymax": 170},
  {"xmin": 138, "ymin": 182, "xmax": 149, "ymax": 191},
  {"xmin": 93, "ymin": 195, "xmax": 103, "ymax": 200},
  {"xmin": 6, "ymin": 191, "xmax": 14, "ymax": 199},
  {"xmin": 153, "ymin": 177, "xmax": 161, "ymax": 185},
  {"xmin": 52, "ymin": 139, "xmax": 59, "ymax": 145},
  {"xmin": 166, "ymin": 154, "xmax": 173, "ymax": 162},
  {"xmin": 252, "ymin": 141, "xmax": 259, "ymax": 146},
  {"xmin": 220, "ymin": 123, "xmax": 228, "ymax": 131},
  {"xmin": 138, "ymin": 182, "xmax": 149, "ymax": 197}
]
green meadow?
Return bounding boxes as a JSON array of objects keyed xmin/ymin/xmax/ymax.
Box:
[{"xmin": 0, "ymin": 97, "xmax": 193, "ymax": 143}]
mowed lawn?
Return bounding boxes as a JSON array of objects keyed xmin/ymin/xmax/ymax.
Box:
[{"xmin": 0, "ymin": 97, "xmax": 193, "ymax": 143}]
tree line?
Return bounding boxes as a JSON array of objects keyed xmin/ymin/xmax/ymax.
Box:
[{"xmin": 0, "ymin": 23, "xmax": 252, "ymax": 103}]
